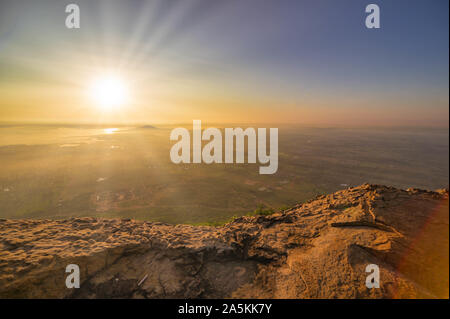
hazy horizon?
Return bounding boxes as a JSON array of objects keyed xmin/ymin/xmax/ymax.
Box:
[{"xmin": 1, "ymin": 120, "xmax": 449, "ymax": 129}]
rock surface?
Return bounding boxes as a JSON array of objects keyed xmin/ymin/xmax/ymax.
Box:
[{"xmin": 0, "ymin": 184, "xmax": 448, "ymax": 299}]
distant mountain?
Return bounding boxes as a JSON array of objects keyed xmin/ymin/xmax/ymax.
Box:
[{"xmin": 0, "ymin": 184, "xmax": 448, "ymax": 298}]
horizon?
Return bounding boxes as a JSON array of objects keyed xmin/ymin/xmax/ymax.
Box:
[{"xmin": 1, "ymin": 119, "xmax": 449, "ymax": 129}]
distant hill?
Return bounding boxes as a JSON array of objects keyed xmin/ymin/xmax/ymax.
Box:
[{"xmin": 0, "ymin": 184, "xmax": 448, "ymax": 298}]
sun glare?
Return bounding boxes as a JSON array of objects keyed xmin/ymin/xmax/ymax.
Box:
[
  {"xmin": 89, "ymin": 74, "xmax": 128, "ymax": 110},
  {"xmin": 103, "ymin": 128, "xmax": 118, "ymax": 134}
]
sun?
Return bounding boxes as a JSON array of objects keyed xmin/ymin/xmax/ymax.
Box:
[{"xmin": 88, "ymin": 74, "xmax": 128, "ymax": 110}]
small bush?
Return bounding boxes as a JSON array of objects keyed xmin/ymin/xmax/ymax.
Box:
[{"xmin": 247, "ymin": 204, "xmax": 275, "ymax": 216}]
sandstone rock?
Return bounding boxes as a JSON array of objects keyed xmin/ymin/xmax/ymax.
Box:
[{"xmin": 0, "ymin": 184, "xmax": 448, "ymax": 298}]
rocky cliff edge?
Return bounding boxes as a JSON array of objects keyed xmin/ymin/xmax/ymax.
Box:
[{"xmin": 0, "ymin": 184, "xmax": 448, "ymax": 298}]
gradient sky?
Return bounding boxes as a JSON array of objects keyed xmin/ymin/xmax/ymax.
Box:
[{"xmin": 0, "ymin": 0, "xmax": 448, "ymax": 126}]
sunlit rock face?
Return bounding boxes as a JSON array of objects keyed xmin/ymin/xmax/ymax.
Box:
[{"xmin": 0, "ymin": 184, "xmax": 448, "ymax": 299}]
